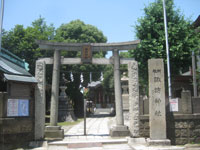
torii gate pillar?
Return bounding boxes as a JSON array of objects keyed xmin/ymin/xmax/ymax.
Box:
[
  {"xmin": 44, "ymin": 50, "xmax": 64, "ymax": 140},
  {"xmin": 110, "ymin": 50, "xmax": 129, "ymax": 137}
]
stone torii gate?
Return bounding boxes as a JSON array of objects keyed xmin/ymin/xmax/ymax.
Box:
[{"xmin": 34, "ymin": 40, "xmax": 140, "ymax": 140}]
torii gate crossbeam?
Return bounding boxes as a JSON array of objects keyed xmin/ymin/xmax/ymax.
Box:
[{"xmin": 35, "ymin": 40, "xmax": 140, "ymax": 139}]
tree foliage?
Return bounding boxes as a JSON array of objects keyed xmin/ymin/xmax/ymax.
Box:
[
  {"xmin": 54, "ymin": 20, "xmax": 107, "ymax": 86},
  {"xmin": 102, "ymin": 51, "xmax": 130, "ymax": 95},
  {"xmin": 129, "ymin": 0, "xmax": 200, "ymax": 89},
  {"xmin": 102, "ymin": 65, "xmax": 114, "ymax": 94},
  {"xmin": 2, "ymin": 18, "xmax": 108, "ymax": 116},
  {"xmin": 2, "ymin": 17, "xmax": 55, "ymax": 75},
  {"xmin": 52, "ymin": 20, "xmax": 107, "ymax": 116},
  {"xmin": 55, "ymin": 20, "xmax": 106, "ymax": 43},
  {"xmin": 54, "ymin": 20, "xmax": 107, "ymax": 115}
]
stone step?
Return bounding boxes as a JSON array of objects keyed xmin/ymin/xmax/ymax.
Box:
[
  {"xmin": 94, "ymin": 108, "xmax": 113, "ymax": 115},
  {"xmin": 129, "ymin": 145, "xmax": 185, "ymax": 150},
  {"xmin": 29, "ymin": 141, "xmax": 47, "ymax": 147},
  {"xmin": 47, "ymin": 139, "xmax": 129, "ymax": 150},
  {"xmin": 30, "ymin": 148, "xmax": 46, "ymax": 150},
  {"xmin": 28, "ymin": 141, "xmax": 48, "ymax": 150},
  {"xmin": 48, "ymin": 138, "xmax": 128, "ymax": 146},
  {"xmin": 44, "ymin": 126, "xmax": 64, "ymax": 140}
]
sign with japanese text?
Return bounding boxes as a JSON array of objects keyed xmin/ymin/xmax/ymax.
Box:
[
  {"xmin": 7, "ymin": 99, "xmax": 29, "ymax": 117},
  {"xmin": 169, "ymin": 98, "xmax": 178, "ymax": 112},
  {"xmin": 148, "ymin": 59, "xmax": 167, "ymax": 139},
  {"xmin": 81, "ymin": 45, "xmax": 92, "ymax": 63}
]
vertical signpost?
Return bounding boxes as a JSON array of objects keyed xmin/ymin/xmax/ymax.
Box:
[
  {"xmin": 84, "ymin": 99, "xmax": 87, "ymax": 135},
  {"xmin": 148, "ymin": 59, "xmax": 170, "ymax": 145},
  {"xmin": 81, "ymin": 45, "xmax": 90, "ymax": 135}
]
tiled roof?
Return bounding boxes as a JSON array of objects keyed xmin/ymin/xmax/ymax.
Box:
[
  {"xmin": 0, "ymin": 48, "xmax": 37, "ymax": 83},
  {"xmin": 193, "ymin": 15, "xmax": 200, "ymax": 28}
]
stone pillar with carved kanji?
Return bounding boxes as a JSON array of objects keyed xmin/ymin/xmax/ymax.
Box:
[
  {"xmin": 35, "ymin": 60, "xmax": 46, "ymax": 140},
  {"xmin": 147, "ymin": 59, "xmax": 170, "ymax": 145},
  {"xmin": 128, "ymin": 61, "xmax": 140, "ymax": 137}
]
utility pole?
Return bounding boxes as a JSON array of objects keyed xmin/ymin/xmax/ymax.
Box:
[
  {"xmin": 192, "ymin": 51, "xmax": 197, "ymax": 97},
  {"xmin": 0, "ymin": 0, "xmax": 4, "ymax": 52},
  {"xmin": 162, "ymin": 0, "xmax": 172, "ymax": 99}
]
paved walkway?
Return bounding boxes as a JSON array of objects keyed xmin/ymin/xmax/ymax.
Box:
[
  {"xmin": 29, "ymin": 116, "xmax": 199, "ymax": 150},
  {"xmin": 47, "ymin": 116, "xmax": 133, "ymax": 150},
  {"xmin": 64, "ymin": 117, "xmax": 110, "ymax": 138}
]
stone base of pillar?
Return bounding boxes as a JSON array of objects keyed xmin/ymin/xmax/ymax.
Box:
[
  {"xmin": 44, "ymin": 126, "xmax": 64, "ymax": 140},
  {"xmin": 128, "ymin": 137, "xmax": 147, "ymax": 145},
  {"xmin": 147, "ymin": 138, "xmax": 171, "ymax": 146},
  {"xmin": 109, "ymin": 125, "xmax": 130, "ymax": 137},
  {"xmin": 58, "ymin": 109, "xmax": 77, "ymax": 122}
]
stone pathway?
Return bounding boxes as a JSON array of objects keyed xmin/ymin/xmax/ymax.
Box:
[
  {"xmin": 47, "ymin": 116, "xmax": 132, "ymax": 150},
  {"xmin": 64, "ymin": 117, "xmax": 109, "ymax": 138},
  {"xmin": 28, "ymin": 116, "xmax": 199, "ymax": 150}
]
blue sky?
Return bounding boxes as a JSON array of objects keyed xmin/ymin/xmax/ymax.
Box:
[{"xmin": 2, "ymin": 0, "xmax": 199, "ymax": 43}]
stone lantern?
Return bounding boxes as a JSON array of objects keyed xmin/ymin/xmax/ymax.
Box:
[
  {"xmin": 121, "ymin": 72, "xmax": 129, "ymax": 111},
  {"xmin": 121, "ymin": 72, "xmax": 129, "ymax": 124},
  {"xmin": 58, "ymin": 73, "xmax": 76, "ymax": 122}
]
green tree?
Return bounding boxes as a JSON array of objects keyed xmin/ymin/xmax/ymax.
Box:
[
  {"xmin": 120, "ymin": 51, "xmax": 130, "ymax": 73},
  {"xmin": 2, "ymin": 17, "xmax": 55, "ymax": 75},
  {"xmin": 102, "ymin": 51, "xmax": 130, "ymax": 97},
  {"xmin": 54, "ymin": 20, "xmax": 107, "ymax": 116},
  {"xmin": 129, "ymin": 0, "xmax": 200, "ymax": 89},
  {"xmin": 54, "ymin": 19, "xmax": 107, "ymax": 85},
  {"xmin": 55, "ymin": 19, "xmax": 106, "ymax": 43},
  {"xmin": 102, "ymin": 65, "xmax": 114, "ymax": 95},
  {"xmin": 2, "ymin": 18, "xmax": 107, "ymax": 117}
]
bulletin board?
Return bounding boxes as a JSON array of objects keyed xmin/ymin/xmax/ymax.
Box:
[{"xmin": 7, "ymin": 99, "xmax": 29, "ymax": 117}]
